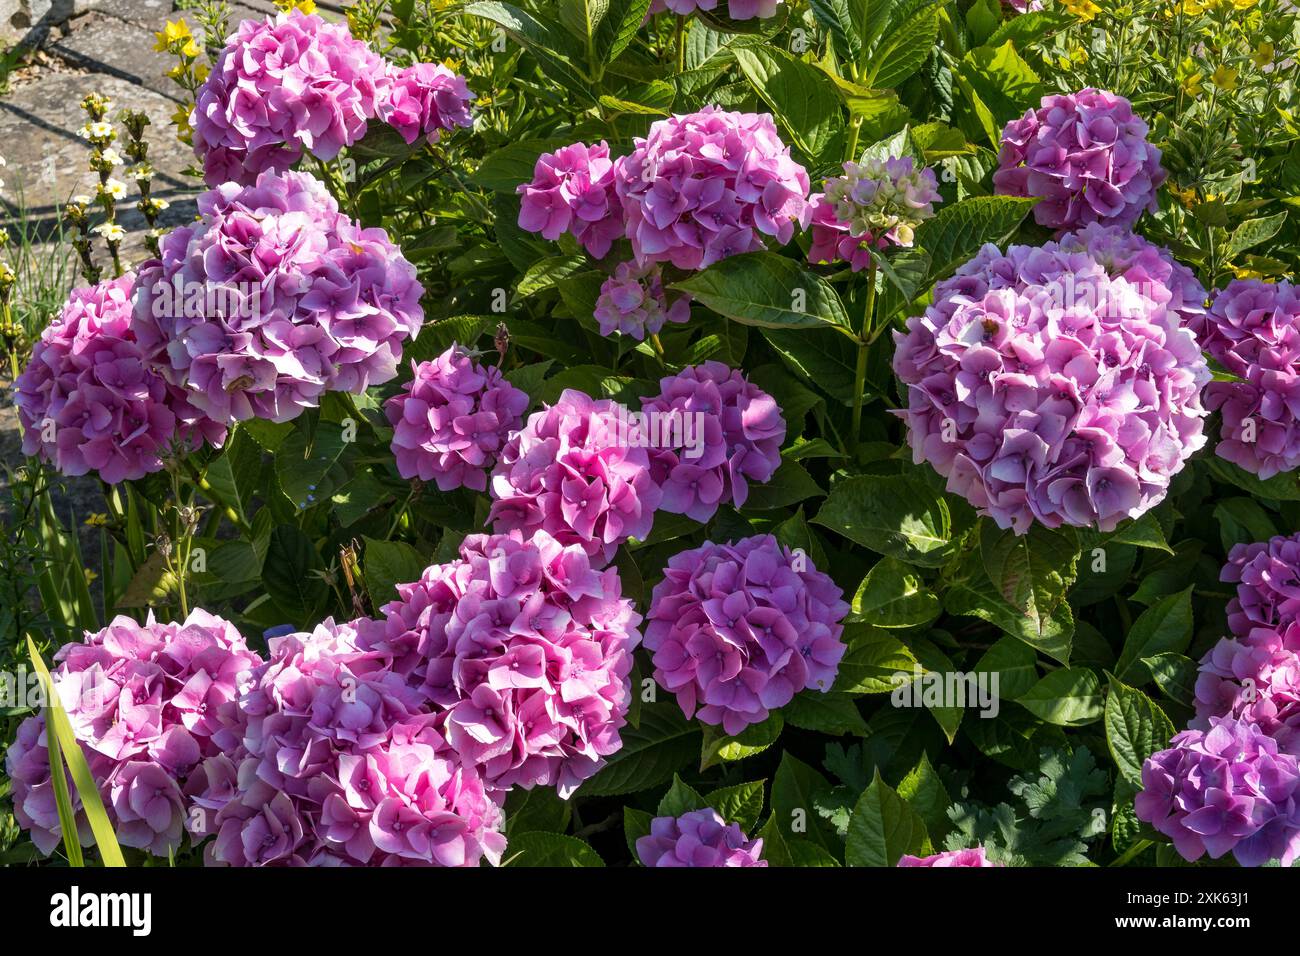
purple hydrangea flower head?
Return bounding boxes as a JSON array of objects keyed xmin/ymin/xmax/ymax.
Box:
[
  {"xmin": 4, "ymin": 610, "xmax": 261, "ymax": 858},
  {"xmin": 191, "ymin": 618, "xmax": 506, "ymax": 867},
  {"xmin": 898, "ymin": 847, "xmax": 1001, "ymax": 866},
  {"xmin": 636, "ymin": 808, "xmax": 767, "ymax": 866},
  {"xmin": 1191, "ymin": 280, "xmax": 1300, "ymax": 479},
  {"xmin": 594, "ymin": 261, "xmax": 692, "ymax": 340},
  {"xmin": 192, "ymin": 9, "xmax": 390, "ymax": 186},
  {"xmin": 1221, "ymin": 532, "xmax": 1300, "ymax": 636},
  {"xmin": 647, "ymin": 0, "xmax": 781, "ymax": 18},
  {"xmin": 613, "ymin": 107, "xmax": 810, "ymax": 270},
  {"xmin": 993, "ymin": 88, "xmax": 1166, "ymax": 233},
  {"xmin": 14, "ymin": 274, "xmax": 226, "ymax": 482},
  {"xmin": 384, "ymin": 344, "xmax": 529, "ymax": 491},
  {"xmin": 1193, "ymin": 633, "xmax": 1300, "ymax": 748},
  {"xmin": 808, "ymin": 156, "xmax": 942, "ymax": 270},
  {"xmin": 516, "ymin": 141, "xmax": 624, "ymax": 259},
  {"xmin": 892, "ymin": 225, "xmax": 1210, "ymax": 533},
  {"xmin": 639, "ymin": 362, "xmax": 786, "ymax": 522},
  {"xmin": 1134, "ymin": 716, "xmax": 1300, "ymax": 867},
  {"xmin": 378, "ymin": 62, "xmax": 474, "ymax": 146},
  {"xmin": 645, "ymin": 535, "xmax": 848, "ymax": 735},
  {"xmin": 132, "ymin": 168, "xmax": 423, "ymax": 425},
  {"xmin": 488, "ymin": 388, "xmax": 663, "ymax": 563},
  {"xmin": 1005, "ymin": 0, "xmax": 1043, "ymax": 10},
  {"xmin": 357, "ymin": 529, "xmax": 642, "ymax": 796}
]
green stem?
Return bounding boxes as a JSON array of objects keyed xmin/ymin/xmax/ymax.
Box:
[
  {"xmin": 1109, "ymin": 839, "xmax": 1153, "ymax": 867},
  {"xmin": 849, "ymin": 259, "xmax": 879, "ymax": 451},
  {"xmin": 674, "ymin": 15, "xmax": 686, "ymax": 73},
  {"xmin": 183, "ymin": 461, "xmax": 253, "ymax": 538}
]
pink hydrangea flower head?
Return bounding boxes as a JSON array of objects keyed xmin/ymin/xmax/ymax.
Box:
[
  {"xmin": 378, "ymin": 62, "xmax": 474, "ymax": 146},
  {"xmin": 1005, "ymin": 0, "xmax": 1044, "ymax": 11},
  {"xmin": 516, "ymin": 141, "xmax": 623, "ymax": 259},
  {"xmin": 645, "ymin": 534, "xmax": 848, "ymax": 735},
  {"xmin": 384, "ymin": 344, "xmax": 529, "ymax": 491},
  {"xmin": 640, "ymin": 362, "xmax": 786, "ymax": 522},
  {"xmin": 4, "ymin": 610, "xmax": 261, "ymax": 858},
  {"xmin": 192, "ymin": 9, "xmax": 391, "ymax": 186},
  {"xmin": 636, "ymin": 808, "xmax": 767, "ymax": 866},
  {"xmin": 132, "ymin": 168, "xmax": 423, "ymax": 424},
  {"xmin": 1192, "ymin": 280, "xmax": 1300, "ymax": 479},
  {"xmin": 892, "ymin": 225, "xmax": 1210, "ymax": 533},
  {"xmin": 594, "ymin": 261, "xmax": 691, "ymax": 340},
  {"xmin": 1221, "ymin": 533, "xmax": 1300, "ymax": 637},
  {"xmin": 898, "ymin": 847, "xmax": 1001, "ymax": 866},
  {"xmin": 14, "ymin": 274, "xmax": 226, "ymax": 481},
  {"xmin": 993, "ymin": 88, "xmax": 1166, "ymax": 233},
  {"xmin": 488, "ymin": 388, "xmax": 663, "ymax": 563},
  {"xmin": 613, "ymin": 106, "xmax": 810, "ymax": 270},
  {"xmin": 358, "ymin": 529, "xmax": 642, "ymax": 796},
  {"xmin": 1134, "ymin": 716, "xmax": 1300, "ymax": 867},
  {"xmin": 808, "ymin": 156, "xmax": 942, "ymax": 270},
  {"xmin": 1193, "ymin": 633, "xmax": 1300, "ymax": 748},
  {"xmin": 648, "ymin": 0, "xmax": 782, "ymax": 18}
]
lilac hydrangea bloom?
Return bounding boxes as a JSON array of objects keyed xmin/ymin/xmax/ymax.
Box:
[
  {"xmin": 636, "ymin": 808, "xmax": 767, "ymax": 866},
  {"xmin": 648, "ymin": 0, "xmax": 782, "ymax": 17},
  {"xmin": 384, "ymin": 344, "xmax": 529, "ymax": 491},
  {"xmin": 892, "ymin": 225, "xmax": 1210, "ymax": 533},
  {"xmin": 357, "ymin": 529, "xmax": 642, "ymax": 797},
  {"xmin": 516, "ymin": 141, "xmax": 624, "ymax": 260},
  {"xmin": 132, "ymin": 168, "xmax": 423, "ymax": 425},
  {"xmin": 1134, "ymin": 716, "xmax": 1300, "ymax": 867},
  {"xmin": 1191, "ymin": 280, "xmax": 1300, "ymax": 479},
  {"xmin": 640, "ymin": 362, "xmax": 786, "ymax": 522},
  {"xmin": 379, "ymin": 62, "xmax": 474, "ymax": 146},
  {"xmin": 993, "ymin": 88, "xmax": 1166, "ymax": 233},
  {"xmin": 594, "ymin": 262, "xmax": 691, "ymax": 340},
  {"xmin": 1193, "ymin": 633, "xmax": 1300, "ymax": 748},
  {"xmin": 645, "ymin": 535, "xmax": 848, "ymax": 735},
  {"xmin": 488, "ymin": 388, "xmax": 663, "ymax": 563},
  {"xmin": 189, "ymin": 618, "xmax": 506, "ymax": 867},
  {"xmin": 808, "ymin": 156, "xmax": 942, "ymax": 271},
  {"xmin": 1222, "ymin": 533, "xmax": 1300, "ymax": 636},
  {"xmin": 14, "ymin": 274, "xmax": 226, "ymax": 482},
  {"xmin": 613, "ymin": 107, "xmax": 810, "ymax": 270},
  {"xmin": 191, "ymin": 9, "xmax": 390, "ymax": 186},
  {"xmin": 5, "ymin": 611, "xmax": 261, "ymax": 858},
  {"xmin": 898, "ymin": 847, "xmax": 1001, "ymax": 867}
]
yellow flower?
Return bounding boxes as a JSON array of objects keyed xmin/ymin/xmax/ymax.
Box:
[
  {"xmin": 84, "ymin": 513, "xmax": 109, "ymax": 527},
  {"xmin": 1181, "ymin": 71, "xmax": 1205, "ymax": 98},
  {"xmin": 84, "ymin": 569, "xmax": 98, "ymax": 584},
  {"xmin": 1227, "ymin": 0, "xmax": 1257, "ymax": 8},
  {"xmin": 276, "ymin": 0, "xmax": 316, "ymax": 12},
  {"xmin": 181, "ymin": 38, "xmax": 202, "ymax": 59},
  {"xmin": 1253, "ymin": 42, "xmax": 1275, "ymax": 68},
  {"xmin": 1166, "ymin": 183, "xmax": 1197, "ymax": 207},
  {"xmin": 1211, "ymin": 65, "xmax": 1239, "ymax": 91},
  {"xmin": 153, "ymin": 18, "xmax": 192, "ymax": 52},
  {"xmin": 1063, "ymin": 0, "xmax": 1101, "ymax": 19}
]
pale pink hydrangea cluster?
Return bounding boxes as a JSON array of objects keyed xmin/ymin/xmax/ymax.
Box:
[
  {"xmin": 132, "ymin": 168, "xmax": 423, "ymax": 424},
  {"xmin": 594, "ymin": 262, "xmax": 691, "ymax": 340},
  {"xmin": 379, "ymin": 62, "xmax": 474, "ymax": 146},
  {"xmin": 384, "ymin": 344, "xmax": 529, "ymax": 491},
  {"xmin": 645, "ymin": 535, "xmax": 848, "ymax": 735},
  {"xmin": 488, "ymin": 388, "xmax": 663, "ymax": 563},
  {"xmin": 898, "ymin": 847, "xmax": 1001, "ymax": 867},
  {"xmin": 640, "ymin": 362, "xmax": 786, "ymax": 522},
  {"xmin": 15, "ymin": 274, "xmax": 226, "ymax": 482},
  {"xmin": 357, "ymin": 530, "xmax": 642, "ymax": 797},
  {"xmin": 5, "ymin": 611, "xmax": 261, "ymax": 857},
  {"xmin": 808, "ymin": 156, "xmax": 943, "ymax": 271},
  {"xmin": 648, "ymin": 0, "xmax": 782, "ymax": 18},
  {"xmin": 636, "ymin": 808, "xmax": 767, "ymax": 867},
  {"xmin": 516, "ymin": 141, "xmax": 623, "ymax": 259},
  {"xmin": 893, "ymin": 225, "xmax": 1211, "ymax": 533}
]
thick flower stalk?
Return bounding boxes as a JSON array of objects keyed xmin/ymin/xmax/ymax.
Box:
[
  {"xmin": 15, "ymin": 274, "xmax": 225, "ymax": 482},
  {"xmin": 808, "ymin": 156, "xmax": 942, "ymax": 270},
  {"xmin": 132, "ymin": 169, "xmax": 423, "ymax": 425},
  {"xmin": 378, "ymin": 62, "xmax": 475, "ymax": 146},
  {"xmin": 1191, "ymin": 280, "xmax": 1300, "ymax": 479},
  {"xmin": 640, "ymin": 362, "xmax": 786, "ymax": 522},
  {"xmin": 6, "ymin": 611, "xmax": 261, "ymax": 857},
  {"xmin": 1134, "ymin": 716, "xmax": 1300, "ymax": 867},
  {"xmin": 357, "ymin": 530, "xmax": 642, "ymax": 797},
  {"xmin": 384, "ymin": 344, "xmax": 529, "ymax": 492},
  {"xmin": 644, "ymin": 535, "xmax": 848, "ymax": 735},
  {"xmin": 636, "ymin": 809, "xmax": 767, "ymax": 866},
  {"xmin": 993, "ymin": 88, "xmax": 1166, "ymax": 233},
  {"xmin": 488, "ymin": 388, "xmax": 663, "ymax": 563},
  {"xmin": 898, "ymin": 847, "xmax": 1001, "ymax": 867},
  {"xmin": 516, "ymin": 141, "xmax": 623, "ymax": 259},
  {"xmin": 1221, "ymin": 532, "xmax": 1300, "ymax": 637},
  {"xmin": 892, "ymin": 225, "xmax": 1210, "ymax": 533},
  {"xmin": 594, "ymin": 261, "xmax": 691, "ymax": 340},
  {"xmin": 189, "ymin": 619, "xmax": 506, "ymax": 867}
]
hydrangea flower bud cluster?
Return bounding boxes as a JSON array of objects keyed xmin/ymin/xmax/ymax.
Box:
[
  {"xmin": 1191, "ymin": 280, "xmax": 1300, "ymax": 479},
  {"xmin": 993, "ymin": 88, "xmax": 1166, "ymax": 233},
  {"xmin": 635, "ymin": 809, "xmax": 767, "ymax": 866},
  {"xmin": 133, "ymin": 169, "xmax": 423, "ymax": 425},
  {"xmin": 898, "ymin": 847, "xmax": 1001, "ymax": 867},
  {"xmin": 892, "ymin": 225, "xmax": 1210, "ymax": 533},
  {"xmin": 808, "ymin": 156, "xmax": 942, "ymax": 270},
  {"xmin": 384, "ymin": 344, "xmax": 530, "ymax": 491},
  {"xmin": 594, "ymin": 261, "xmax": 691, "ymax": 340},
  {"xmin": 639, "ymin": 362, "xmax": 786, "ymax": 522},
  {"xmin": 15, "ymin": 274, "xmax": 226, "ymax": 482},
  {"xmin": 645, "ymin": 535, "xmax": 848, "ymax": 735},
  {"xmin": 357, "ymin": 529, "xmax": 642, "ymax": 797},
  {"xmin": 5, "ymin": 611, "xmax": 262, "ymax": 857}
]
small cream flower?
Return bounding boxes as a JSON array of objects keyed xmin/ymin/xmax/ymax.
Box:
[
  {"xmin": 101, "ymin": 178, "xmax": 128, "ymax": 200},
  {"xmin": 93, "ymin": 223, "xmax": 126, "ymax": 241}
]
